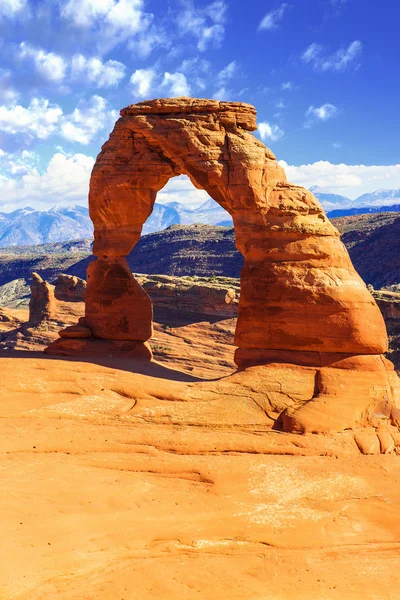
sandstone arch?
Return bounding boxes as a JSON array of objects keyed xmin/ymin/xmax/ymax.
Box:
[
  {"xmin": 48, "ymin": 98, "xmax": 400, "ymax": 434},
  {"xmin": 86, "ymin": 98, "xmax": 387, "ymax": 360}
]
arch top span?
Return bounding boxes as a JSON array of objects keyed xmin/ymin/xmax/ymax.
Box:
[{"xmin": 120, "ymin": 97, "xmax": 258, "ymax": 131}]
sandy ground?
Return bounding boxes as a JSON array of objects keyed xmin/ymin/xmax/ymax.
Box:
[
  {"xmin": 0, "ymin": 350, "xmax": 399, "ymax": 599},
  {"xmin": 0, "ymin": 303, "xmax": 400, "ymax": 598}
]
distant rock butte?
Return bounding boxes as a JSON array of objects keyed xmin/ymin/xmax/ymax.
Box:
[
  {"xmin": 46, "ymin": 97, "xmax": 400, "ymax": 435},
  {"xmin": 29, "ymin": 272, "xmax": 55, "ymax": 327}
]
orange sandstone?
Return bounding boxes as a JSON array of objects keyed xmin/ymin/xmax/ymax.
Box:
[{"xmin": 47, "ymin": 97, "xmax": 400, "ymax": 434}]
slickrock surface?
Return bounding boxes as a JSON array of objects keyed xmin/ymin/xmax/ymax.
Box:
[
  {"xmin": 1, "ymin": 353, "xmax": 400, "ymax": 599},
  {"xmin": 28, "ymin": 272, "xmax": 55, "ymax": 326}
]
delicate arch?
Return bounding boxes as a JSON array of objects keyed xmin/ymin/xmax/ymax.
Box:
[{"xmin": 85, "ymin": 97, "xmax": 387, "ymax": 368}]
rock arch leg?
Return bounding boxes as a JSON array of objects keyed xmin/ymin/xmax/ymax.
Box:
[{"xmin": 85, "ymin": 121, "xmax": 179, "ymax": 351}]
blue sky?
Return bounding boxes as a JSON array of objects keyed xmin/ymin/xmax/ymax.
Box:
[{"xmin": 0, "ymin": 0, "xmax": 399, "ymax": 211}]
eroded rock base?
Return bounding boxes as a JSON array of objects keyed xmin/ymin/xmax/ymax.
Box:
[{"xmin": 45, "ymin": 337, "xmax": 153, "ymax": 360}]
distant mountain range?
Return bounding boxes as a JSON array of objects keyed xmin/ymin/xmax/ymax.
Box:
[
  {"xmin": 144, "ymin": 199, "xmax": 232, "ymax": 234},
  {"xmin": 0, "ymin": 200, "xmax": 232, "ymax": 247},
  {"xmin": 1, "ymin": 187, "xmax": 400, "ymax": 247},
  {"xmin": 310, "ymin": 186, "xmax": 400, "ymax": 217},
  {"xmin": 0, "ymin": 205, "xmax": 93, "ymax": 247}
]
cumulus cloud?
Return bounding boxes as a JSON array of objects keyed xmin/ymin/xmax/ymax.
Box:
[
  {"xmin": 212, "ymin": 60, "xmax": 237, "ymax": 99},
  {"xmin": 301, "ymin": 40, "xmax": 362, "ymax": 72},
  {"xmin": 130, "ymin": 69, "xmax": 191, "ymax": 98},
  {"xmin": 19, "ymin": 43, "xmax": 67, "ymax": 83},
  {"xmin": 0, "ymin": 98, "xmax": 63, "ymax": 139},
  {"xmin": 0, "ymin": 152, "xmax": 95, "ymax": 210},
  {"xmin": 0, "ymin": 95, "xmax": 117, "ymax": 144},
  {"xmin": 61, "ymin": 95, "xmax": 118, "ymax": 144},
  {"xmin": 258, "ymin": 121, "xmax": 284, "ymax": 142},
  {"xmin": 0, "ymin": 69, "xmax": 19, "ymax": 103},
  {"xmin": 179, "ymin": 57, "xmax": 211, "ymax": 74},
  {"xmin": 162, "ymin": 72, "xmax": 191, "ymax": 97},
  {"xmin": 0, "ymin": 148, "xmax": 40, "ymax": 176},
  {"xmin": 60, "ymin": 0, "xmax": 153, "ymax": 53},
  {"xmin": 70, "ymin": 55, "xmax": 126, "ymax": 88},
  {"xmin": 19, "ymin": 43, "xmax": 126, "ymax": 88},
  {"xmin": 130, "ymin": 68, "xmax": 156, "ymax": 97},
  {"xmin": 217, "ymin": 61, "xmax": 237, "ymax": 83},
  {"xmin": 157, "ymin": 174, "xmax": 209, "ymax": 209},
  {"xmin": 258, "ymin": 3, "xmax": 290, "ymax": 30},
  {"xmin": 281, "ymin": 81, "xmax": 293, "ymax": 91},
  {"xmin": 305, "ymin": 103, "xmax": 339, "ymax": 127},
  {"xmin": 0, "ymin": 0, "xmax": 27, "ymax": 18},
  {"xmin": 178, "ymin": 1, "xmax": 227, "ymax": 51},
  {"xmin": 279, "ymin": 160, "xmax": 400, "ymax": 199}
]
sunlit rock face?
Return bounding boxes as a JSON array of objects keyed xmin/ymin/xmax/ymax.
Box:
[{"xmin": 49, "ymin": 97, "xmax": 400, "ymax": 434}]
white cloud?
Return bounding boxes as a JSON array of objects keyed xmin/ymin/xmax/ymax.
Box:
[
  {"xmin": 130, "ymin": 68, "xmax": 156, "ymax": 97},
  {"xmin": 60, "ymin": 0, "xmax": 153, "ymax": 53},
  {"xmin": 258, "ymin": 121, "xmax": 284, "ymax": 142},
  {"xmin": 71, "ymin": 55, "xmax": 126, "ymax": 88},
  {"xmin": 157, "ymin": 174, "xmax": 209, "ymax": 209},
  {"xmin": 217, "ymin": 61, "xmax": 237, "ymax": 83},
  {"xmin": 213, "ymin": 87, "xmax": 228, "ymax": 100},
  {"xmin": 0, "ymin": 95, "xmax": 117, "ymax": 145},
  {"xmin": 212, "ymin": 61, "xmax": 237, "ymax": 99},
  {"xmin": 281, "ymin": 81, "xmax": 293, "ymax": 91},
  {"xmin": 0, "ymin": 0, "xmax": 27, "ymax": 18},
  {"xmin": 0, "ymin": 148, "xmax": 39, "ymax": 175},
  {"xmin": 0, "ymin": 98, "xmax": 63, "ymax": 139},
  {"xmin": 19, "ymin": 43, "xmax": 67, "ymax": 83},
  {"xmin": 0, "ymin": 69, "xmax": 19, "ymax": 103},
  {"xmin": 179, "ymin": 57, "xmax": 211, "ymax": 74},
  {"xmin": 279, "ymin": 160, "xmax": 400, "ymax": 200},
  {"xmin": 61, "ymin": 95, "xmax": 118, "ymax": 145},
  {"xmin": 258, "ymin": 3, "xmax": 290, "ymax": 30},
  {"xmin": 178, "ymin": 1, "xmax": 227, "ymax": 52},
  {"xmin": 162, "ymin": 72, "xmax": 191, "ymax": 97},
  {"xmin": 0, "ymin": 152, "xmax": 95, "ymax": 210},
  {"xmin": 19, "ymin": 43, "xmax": 126, "ymax": 88},
  {"xmin": 301, "ymin": 40, "xmax": 362, "ymax": 72},
  {"xmin": 305, "ymin": 103, "xmax": 339, "ymax": 127}
]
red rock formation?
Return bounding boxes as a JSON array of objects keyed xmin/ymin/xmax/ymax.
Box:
[
  {"xmin": 29, "ymin": 272, "xmax": 55, "ymax": 327},
  {"xmin": 48, "ymin": 97, "xmax": 400, "ymax": 433},
  {"xmin": 54, "ymin": 274, "xmax": 86, "ymax": 302}
]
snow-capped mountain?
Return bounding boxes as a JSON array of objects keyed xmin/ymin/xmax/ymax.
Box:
[
  {"xmin": 310, "ymin": 186, "xmax": 400, "ymax": 216},
  {"xmin": 353, "ymin": 189, "xmax": 400, "ymax": 206},
  {"xmin": 309, "ymin": 186, "xmax": 351, "ymax": 210},
  {"xmin": 0, "ymin": 205, "xmax": 93, "ymax": 247},
  {"xmin": 164, "ymin": 199, "xmax": 232, "ymax": 227},
  {"xmin": 0, "ymin": 200, "xmax": 232, "ymax": 247},
  {"xmin": 2, "ymin": 186, "xmax": 400, "ymax": 247}
]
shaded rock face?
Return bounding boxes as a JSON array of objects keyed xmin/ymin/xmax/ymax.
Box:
[
  {"xmin": 54, "ymin": 274, "xmax": 86, "ymax": 302},
  {"xmin": 28, "ymin": 272, "xmax": 55, "ymax": 327},
  {"xmin": 53, "ymin": 96, "xmax": 400, "ymax": 434}
]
